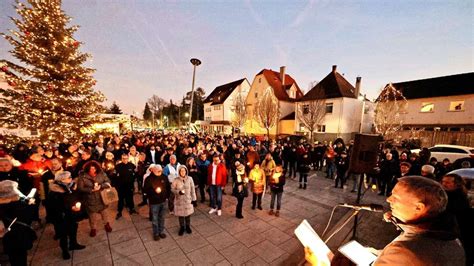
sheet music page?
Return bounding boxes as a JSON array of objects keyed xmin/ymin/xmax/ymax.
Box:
[
  {"xmin": 294, "ymin": 219, "xmax": 332, "ymax": 266},
  {"xmin": 338, "ymin": 240, "xmax": 377, "ymax": 266}
]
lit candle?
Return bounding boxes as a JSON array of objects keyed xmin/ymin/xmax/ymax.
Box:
[
  {"xmin": 371, "ymin": 184, "xmax": 377, "ymax": 190},
  {"xmin": 155, "ymin": 187, "xmax": 161, "ymax": 193},
  {"xmin": 75, "ymin": 202, "xmax": 81, "ymax": 209},
  {"xmin": 66, "ymin": 159, "xmax": 72, "ymax": 165},
  {"xmin": 38, "ymin": 169, "xmax": 44, "ymax": 175}
]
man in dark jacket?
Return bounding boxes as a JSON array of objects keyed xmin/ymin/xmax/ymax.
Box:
[
  {"xmin": 143, "ymin": 165, "xmax": 170, "ymax": 241},
  {"xmin": 114, "ymin": 154, "xmax": 137, "ymax": 219},
  {"xmin": 335, "ymin": 151, "xmax": 349, "ymax": 189},
  {"xmin": 48, "ymin": 171, "xmax": 85, "ymax": 260},
  {"xmin": 196, "ymin": 153, "xmax": 210, "ymax": 203}
]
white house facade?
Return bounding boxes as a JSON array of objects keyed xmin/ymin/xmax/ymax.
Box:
[{"xmin": 203, "ymin": 78, "xmax": 250, "ymax": 134}]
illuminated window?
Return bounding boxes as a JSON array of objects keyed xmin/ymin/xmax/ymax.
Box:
[
  {"xmin": 325, "ymin": 103, "xmax": 333, "ymax": 114},
  {"xmin": 449, "ymin": 101, "xmax": 464, "ymax": 111},
  {"xmin": 420, "ymin": 103, "xmax": 434, "ymax": 112}
]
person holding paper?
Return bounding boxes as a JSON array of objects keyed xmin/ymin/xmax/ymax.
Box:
[{"xmin": 304, "ymin": 176, "xmax": 465, "ymax": 266}]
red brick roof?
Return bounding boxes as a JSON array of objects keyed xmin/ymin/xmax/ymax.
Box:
[{"xmin": 258, "ymin": 69, "xmax": 303, "ymax": 102}]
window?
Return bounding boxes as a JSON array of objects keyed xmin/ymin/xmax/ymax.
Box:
[
  {"xmin": 317, "ymin": 125, "xmax": 326, "ymax": 132},
  {"xmin": 442, "ymin": 147, "xmax": 468, "ymax": 154},
  {"xmin": 255, "ymin": 92, "xmax": 258, "ymax": 98},
  {"xmin": 449, "ymin": 101, "xmax": 464, "ymax": 111},
  {"xmin": 302, "ymin": 104, "xmax": 309, "ymax": 114},
  {"xmin": 299, "ymin": 123, "xmax": 305, "ymax": 131},
  {"xmin": 420, "ymin": 103, "xmax": 434, "ymax": 112},
  {"xmin": 325, "ymin": 103, "xmax": 333, "ymax": 114},
  {"xmin": 213, "ymin": 105, "xmax": 221, "ymax": 111},
  {"xmin": 290, "ymin": 90, "xmax": 295, "ymax": 99},
  {"xmin": 258, "ymin": 78, "xmax": 261, "ymax": 83}
]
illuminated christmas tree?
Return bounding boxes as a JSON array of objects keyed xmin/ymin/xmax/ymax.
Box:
[
  {"xmin": 0, "ymin": 0, "xmax": 105, "ymax": 140},
  {"xmin": 374, "ymin": 83, "xmax": 408, "ymax": 138}
]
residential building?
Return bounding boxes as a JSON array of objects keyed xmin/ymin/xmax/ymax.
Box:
[
  {"xmin": 297, "ymin": 65, "xmax": 374, "ymax": 142},
  {"xmin": 202, "ymin": 78, "xmax": 251, "ymax": 134},
  {"xmin": 387, "ymin": 72, "xmax": 474, "ymax": 147},
  {"xmin": 244, "ymin": 66, "xmax": 304, "ymax": 137}
]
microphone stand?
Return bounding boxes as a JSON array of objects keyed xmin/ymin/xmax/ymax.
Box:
[
  {"xmin": 352, "ymin": 173, "xmax": 365, "ymax": 239},
  {"xmin": 324, "ymin": 209, "xmax": 360, "ymax": 244}
]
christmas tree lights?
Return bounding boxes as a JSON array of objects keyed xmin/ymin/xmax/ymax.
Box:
[{"xmin": 0, "ymin": 0, "xmax": 105, "ymax": 141}]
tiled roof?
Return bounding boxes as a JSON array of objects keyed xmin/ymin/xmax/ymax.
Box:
[
  {"xmin": 390, "ymin": 72, "xmax": 474, "ymax": 99},
  {"xmin": 258, "ymin": 69, "xmax": 303, "ymax": 102},
  {"xmin": 300, "ymin": 68, "xmax": 356, "ymax": 101},
  {"xmin": 204, "ymin": 78, "xmax": 247, "ymax": 105}
]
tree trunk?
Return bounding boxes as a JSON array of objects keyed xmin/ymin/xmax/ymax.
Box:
[
  {"xmin": 310, "ymin": 131, "xmax": 313, "ymax": 143},
  {"xmin": 267, "ymin": 128, "xmax": 270, "ymax": 140}
]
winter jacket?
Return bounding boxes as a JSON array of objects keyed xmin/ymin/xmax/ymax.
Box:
[
  {"xmin": 143, "ymin": 173, "xmax": 170, "ymax": 205},
  {"xmin": 114, "ymin": 162, "xmax": 136, "ymax": 187},
  {"xmin": 249, "ymin": 168, "xmax": 265, "ymax": 194},
  {"xmin": 77, "ymin": 171, "xmax": 111, "ymax": 213},
  {"xmin": 207, "ymin": 163, "xmax": 227, "ymax": 187},
  {"xmin": 171, "ymin": 166, "xmax": 197, "ymax": 217},
  {"xmin": 47, "ymin": 181, "xmax": 84, "ymax": 236},
  {"xmin": 374, "ymin": 212, "xmax": 465, "ymax": 266},
  {"xmin": 269, "ymin": 171, "xmax": 286, "ymax": 193},
  {"xmin": 0, "ymin": 194, "xmax": 36, "ymax": 254}
]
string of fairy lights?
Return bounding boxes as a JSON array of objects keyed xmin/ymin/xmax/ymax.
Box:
[
  {"xmin": 0, "ymin": 0, "xmax": 105, "ymax": 140},
  {"xmin": 374, "ymin": 83, "xmax": 408, "ymax": 136}
]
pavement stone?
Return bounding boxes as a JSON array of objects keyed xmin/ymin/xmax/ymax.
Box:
[{"xmin": 3, "ymin": 169, "xmax": 400, "ymax": 265}]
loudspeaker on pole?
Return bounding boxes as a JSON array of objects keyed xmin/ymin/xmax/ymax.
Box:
[{"xmin": 349, "ymin": 134, "xmax": 383, "ymax": 174}]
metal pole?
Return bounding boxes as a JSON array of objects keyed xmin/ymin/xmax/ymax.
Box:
[{"xmin": 189, "ymin": 58, "xmax": 201, "ymax": 125}]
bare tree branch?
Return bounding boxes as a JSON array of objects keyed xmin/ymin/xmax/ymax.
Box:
[
  {"xmin": 297, "ymin": 88, "xmax": 325, "ymax": 141},
  {"xmin": 374, "ymin": 83, "xmax": 408, "ymax": 138},
  {"xmin": 230, "ymin": 89, "xmax": 247, "ymax": 130},
  {"xmin": 253, "ymin": 87, "xmax": 280, "ymax": 138}
]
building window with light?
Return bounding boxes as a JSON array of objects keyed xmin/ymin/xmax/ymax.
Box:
[
  {"xmin": 449, "ymin": 101, "xmax": 464, "ymax": 111},
  {"xmin": 325, "ymin": 103, "xmax": 333, "ymax": 114},
  {"xmin": 420, "ymin": 102, "xmax": 434, "ymax": 112}
]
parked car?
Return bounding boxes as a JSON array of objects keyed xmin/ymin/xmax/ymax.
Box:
[{"xmin": 411, "ymin": 144, "xmax": 474, "ymax": 163}]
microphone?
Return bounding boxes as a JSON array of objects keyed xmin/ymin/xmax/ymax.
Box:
[{"xmin": 339, "ymin": 203, "xmax": 384, "ymax": 212}]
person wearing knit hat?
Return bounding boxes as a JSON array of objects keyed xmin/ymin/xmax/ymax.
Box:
[
  {"xmin": 0, "ymin": 180, "xmax": 36, "ymax": 266},
  {"xmin": 48, "ymin": 170, "xmax": 85, "ymax": 260}
]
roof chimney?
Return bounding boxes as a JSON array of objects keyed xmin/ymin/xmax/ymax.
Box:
[
  {"xmin": 332, "ymin": 65, "xmax": 337, "ymax": 72},
  {"xmin": 355, "ymin": 76, "xmax": 362, "ymax": 97},
  {"xmin": 280, "ymin": 66, "xmax": 286, "ymax": 86}
]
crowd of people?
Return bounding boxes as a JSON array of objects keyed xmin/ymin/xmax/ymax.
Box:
[{"xmin": 0, "ymin": 131, "xmax": 472, "ymax": 265}]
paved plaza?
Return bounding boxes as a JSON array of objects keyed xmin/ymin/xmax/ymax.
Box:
[{"xmin": 3, "ymin": 170, "xmax": 399, "ymax": 265}]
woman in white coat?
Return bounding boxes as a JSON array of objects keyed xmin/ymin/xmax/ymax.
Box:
[{"xmin": 171, "ymin": 165, "xmax": 197, "ymax": 236}]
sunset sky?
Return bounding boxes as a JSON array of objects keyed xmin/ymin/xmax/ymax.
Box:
[{"xmin": 1, "ymin": 0, "xmax": 472, "ymax": 114}]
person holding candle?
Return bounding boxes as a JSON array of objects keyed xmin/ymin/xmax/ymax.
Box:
[
  {"xmin": 143, "ymin": 165, "xmax": 170, "ymax": 241},
  {"xmin": 232, "ymin": 161, "xmax": 248, "ymax": 219},
  {"xmin": 248, "ymin": 163, "xmax": 266, "ymax": 210},
  {"xmin": 77, "ymin": 161, "xmax": 113, "ymax": 237},
  {"xmin": 171, "ymin": 165, "xmax": 197, "ymax": 236},
  {"xmin": 48, "ymin": 171, "xmax": 85, "ymax": 260},
  {"xmin": 268, "ymin": 165, "xmax": 286, "ymax": 217}
]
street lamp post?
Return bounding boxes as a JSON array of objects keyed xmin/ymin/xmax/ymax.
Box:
[{"xmin": 189, "ymin": 58, "xmax": 202, "ymax": 126}]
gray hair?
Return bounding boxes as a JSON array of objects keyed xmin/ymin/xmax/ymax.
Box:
[{"xmin": 397, "ymin": 176, "xmax": 447, "ymax": 217}]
